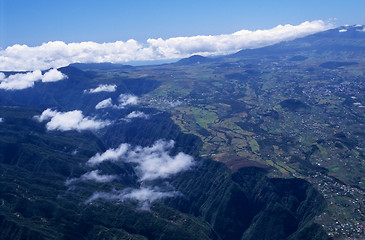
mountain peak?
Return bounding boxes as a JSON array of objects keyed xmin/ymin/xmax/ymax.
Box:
[{"xmin": 176, "ymin": 55, "xmax": 212, "ymax": 65}]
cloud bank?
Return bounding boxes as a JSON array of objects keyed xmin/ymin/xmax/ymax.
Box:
[
  {"xmin": 0, "ymin": 69, "xmax": 67, "ymax": 90},
  {"xmin": 0, "ymin": 20, "xmax": 332, "ymax": 71},
  {"xmin": 84, "ymin": 84, "xmax": 117, "ymax": 93},
  {"xmin": 35, "ymin": 108, "xmax": 111, "ymax": 131},
  {"xmin": 95, "ymin": 94, "xmax": 138, "ymax": 110},
  {"xmin": 87, "ymin": 139, "xmax": 194, "ymax": 181}
]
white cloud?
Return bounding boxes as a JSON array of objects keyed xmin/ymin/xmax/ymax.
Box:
[
  {"xmin": 125, "ymin": 111, "xmax": 149, "ymax": 119},
  {"xmin": 34, "ymin": 108, "xmax": 56, "ymax": 122},
  {"xmin": 87, "ymin": 143, "xmax": 130, "ymax": 166},
  {"xmin": 79, "ymin": 170, "xmax": 118, "ymax": 183},
  {"xmin": 66, "ymin": 170, "xmax": 118, "ymax": 185},
  {"xmin": 82, "ymin": 140, "xmax": 192, "ymax": 208},
  {"xmin": 95, "ymin": 98, "xmax": 114, "ymax": 109},
  {"xmin": 85, "ymin": 84, "xmax": 117, "ymax": 93},
  {"xmin": 119, "ymin": 94, "xmax": 138, "ymax": 107},
  {"xmin": 85, "ymin": 187, "xmax": 179, "ymax": 209},
  {"xmin": 95, "ymin": 94, "xmax": 138, "ymax": 110},
  {"xmin": 339, "ymin": 29, "xmax": 348, "ymax": 33},
  {"xmin": 0, "ymin": 20, "xmax": 332, "ymax": 71},
  {"xmin": 42, "ymin": 68, "xmax": 68, "ymax": 82},
  {"xmin": 87, "ymin": 139, "xmax": 194, "ymax": 181},
  {"xmin": 0, "ymin": 70, "xmax": 42, "ymax": 90},
  {"xmin": 35, "ymin": 108, "xmax": 111, "ymax": 131},
  {"xmin": 122, "ymin": 187, "xmax": 178, "ymax": 203},
  {"xmin": 0, "ymin": 69, "xmax": 67, "ymax": 90}
]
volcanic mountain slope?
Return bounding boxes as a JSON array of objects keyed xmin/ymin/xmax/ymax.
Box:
[
  {"xmin": 0, "ymin": 106, "xmax": 329, "ymax": 240},
  {"xmin": 1, "ymin": 25, "xmax": 365, "ymax": 239},
  {"xmin": 232, "ymin": 24, "xmax": 365, "ymax": 59}
]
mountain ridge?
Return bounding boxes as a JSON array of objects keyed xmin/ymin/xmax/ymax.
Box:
[{"xmin": 1, "ymin": 24, "xmax": 365, "ymax": 239}]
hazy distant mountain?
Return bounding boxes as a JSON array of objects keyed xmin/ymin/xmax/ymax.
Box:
[
  {"xmin": 232, "ymin": 25, "xmax": 365, "ymax": 58},
  {"xmin": 70, "ymin": 62, "xmax": 134, "ymax": 70},
  {"xmin": 175, "ymin": 55, "xmax": 214, "ymax": 65}
]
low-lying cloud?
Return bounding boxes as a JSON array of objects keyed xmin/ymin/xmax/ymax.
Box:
[
  {"xmin": 120, "ymin": 111, "xmax": 150, "ymax": 123},
  {"xmin": 84, "ymin": 84, "xmax": 117, "ymax": 93},
  {"xmin": 87, "ymin": 139, "xmax": 194, "ymax": 181},
  {"xmin": 42, "ymin": 68, "xmax": 68, "ymax": 82},
  {"xmin": 119, "ymin": 94, "xmax": 138, "ymax": 107},
  {"xmin": 125, "ymin": 111, "xmax": 149, "ymax": 119},
  {"xmin": 75, "ymin": 140, "xmax": 193, "ymax": 208},
  {"xmin": 0, "ymin": 20, "xmax": 332, "ymax": 71},
  {"xmin": 95, "ymin": 94, "xmax": 138, "ymax": 110},
  {"xmin": 0, "ymin": 69, "xmax": 67, "ymax": 90},
  {"xmin": 95, "ymin": 98, "xmax": 114, "ymax": 109},
  {"xmin": 35, "ymin": 108, "xmax": 111, "ymax": 131},
  {"xmin": 85, "ymin": 187, "xmax": 179, "ymax": 210},
  {"xmin": 66, "ymin": 170, "xmax": 118, "ymax": 185}
]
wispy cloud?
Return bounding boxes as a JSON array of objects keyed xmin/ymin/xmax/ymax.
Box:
[
  {"xmin": 87, "ymin": 143, "xmax": 130, "ymax": 166},
  {"xmin": 95, "ymin": 98, "xmax": 114, "ymax": 110},
  {"xmin": 120, "ymin": 111, "xmax": 150, "ymax": 123},
  {"xmin": 84, "ymin": 84, "xmax": 117, "ymax": 94},
  {"xmin": 0, "ymin": 20, "xmax": 332, "ymax": 71},
  {"xmin": 79, "ymin": 140, "xmax": 193, "ymax": 208},
  {"xmin": 35, "ymin": 108, "xmax": 111, "ymax": 131},
  {"xmin": 0, "ymin": 69, "xmax": 67, "ymax": 90},
  {"xmin": 85, "ymin": 187, "xmax": 179, "ymax": 210},
  {"xmin": 87, "ymin": 139, "xmax": 194, "ymax": 181},
  {"xmin": 119, "ymin": 94, "xmax": 138, "ymax": 107},
  {"xmin": 66, "ymin": 170, "xmax": 118, "ymax": 185},
  {"xmin": 125, "ymin": 111, "xmax": 149, "ymax": 119},
  {"xmin": 95, "ymin": 94, "xmax": 138, "ymax": 110}
]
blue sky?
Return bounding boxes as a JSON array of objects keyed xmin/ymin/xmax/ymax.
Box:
[{"xmin": 1, "ymin": 0, "xmax": 365, "ymax": 48}]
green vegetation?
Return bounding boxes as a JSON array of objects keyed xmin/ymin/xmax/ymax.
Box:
[
  {"xmin": 248, "ymin": 139, "xmax": 260, "ymax": 153},
  {"xmin": 1, "ymin": 26, "xmax": 365, "ymax": 239},
  {"xmin": 190, "ymin": 107, "xmax": 218, "ymax": 128},
  {"xmin": 0, "ymin": 106, "xmax": 329, "ymax": 240},
  {"xmin": 0, "ymin": 107, "xmax": 215, "ymax": 240}
]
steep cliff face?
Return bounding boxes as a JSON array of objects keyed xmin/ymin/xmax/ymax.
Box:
[
  {"xmin": 167, "ymin": 163, "xmax": 329, "ymax": 240},
  {"xmin": 0, "ymin": 216, "xmax": 49, "ymax": 240},
  {"xmin": 102, "ymin": 110, "xmax": 203, "ymax": 157},
  {"xmin": 0, "ymin": 107, "xmax": 217, "ymax": 240},
  {"xmin": 100, "ymin": 107, "xmax": 330, "ymax": 240},
  {"xmin": 0, "ymin": 106, "xmax": 329, "ymax": 239}
]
